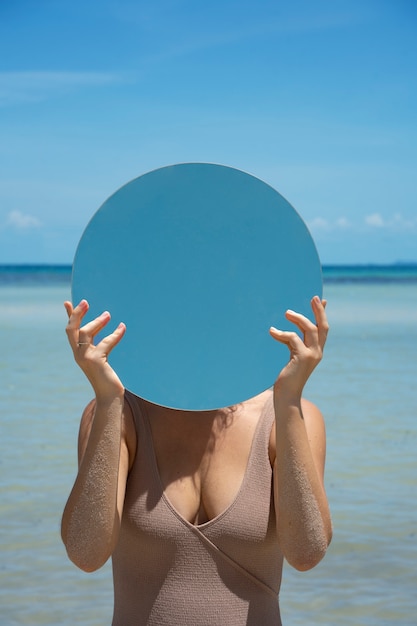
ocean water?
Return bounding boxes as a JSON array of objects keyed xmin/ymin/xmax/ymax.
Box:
[{"xmin": 1, "ymin": 267, "xmax": 416, "ymax": 625}]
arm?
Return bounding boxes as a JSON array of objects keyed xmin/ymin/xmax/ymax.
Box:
[
  {"xmin": 61, "ymin": 300, "xmax": 134, "ymax": 572},
  {"xmin": 270, "ymin": 296, "xmax": 332, "ymax": 571}
]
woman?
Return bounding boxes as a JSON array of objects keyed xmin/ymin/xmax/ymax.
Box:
[{"xmin": 61, "ymin": 296, "xmax": 332, "ymax": 625}]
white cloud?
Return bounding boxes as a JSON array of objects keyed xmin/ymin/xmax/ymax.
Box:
[
  {"xmin": 7, "ymin": 210, "xmax": 41, "ymax": 229},
  {"xmin": 310, "ymin": 212, "xmax": 417, "ymax": 235},
  {"xmin": 391, "ymin": 213, "xmax": 417, "ymax": 229},
  {"xmin": 365, "ymin": 213, "xmax": 385, "ymax": 227},
  {"xmin": 335, "ymin": 217, "xmax": 351, "ymax": 229},
  {"xmin": 0, "ymin": 71, "xmax": 126, "ymax": 106},
  {"xmin": 308, "ymin": 217, "xmax": 330, "ymax": 231},
  {"xmin": 364, "ymin": 212, "xmax": 417, "ymax": 230},
  {"xmin": 308, "ymin": 216, "xmax": 351, "ymax": 232}
]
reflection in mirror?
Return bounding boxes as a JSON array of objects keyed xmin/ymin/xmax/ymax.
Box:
[{"xmin": 72, "ymin": 163, "xmax": 322, "ymax": 410}]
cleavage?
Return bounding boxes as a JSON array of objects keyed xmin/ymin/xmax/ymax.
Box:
[{"xmin": 146, "ymin": 405, "xmax": 256, "ymax": 525}]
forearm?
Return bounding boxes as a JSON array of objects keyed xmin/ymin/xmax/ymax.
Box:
[
  {"xmin": 274, "ymin": 394, "xmax": 332, "ymax": 571},
  {"xmin": 61, "ymin": 393, "xmax": 124, "ymax": 572}
]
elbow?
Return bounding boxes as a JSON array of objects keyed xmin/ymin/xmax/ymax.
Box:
[
  {"xmin": 64, "ymin": 542, "xmax": 111, "ymax": 573},
  {"xmin": 288, "ymin": 548, "xmax": 327, "ymax": 572},
  {"xmin": 283, "ymin": 525, "xmax": 333, "ymax": 572},
  {"xmin": 68, "ymin": 551, "xmax": 109, "ymax": 573},
  {"xmin": 61, "ymin": 523, "xmax": 111, "ymax": 573},
  {"xmin": 286, "ymin": 544, "xmax": 328, "ymax": 572}
]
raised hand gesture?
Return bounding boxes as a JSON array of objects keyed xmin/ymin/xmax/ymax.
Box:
[
  {"xmin": 269, "ymin": 296, "xmax": 329, "ymax": 399},
  {"xmin": 64, "ymin": 299, "xmax": 126, "ymax": 400}
]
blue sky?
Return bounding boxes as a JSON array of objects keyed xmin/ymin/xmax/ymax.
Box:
[{"xmin": 0, "ymin": 0, "xmax": 416, "ymax": 264}]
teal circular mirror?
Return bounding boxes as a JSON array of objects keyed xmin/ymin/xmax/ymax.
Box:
[{"xmin": 72, "ymin": 163, "xmax": 322, "ymax": 410}]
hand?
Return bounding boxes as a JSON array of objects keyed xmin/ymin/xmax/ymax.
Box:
[
  {"xmin": 269, "ymin": 296, "xmax": 329, "ymax": 399},
  {"xmin": 64, "ymin": 299, "xmax": 126, "ymax": 399}
]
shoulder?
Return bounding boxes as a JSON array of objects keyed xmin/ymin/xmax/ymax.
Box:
[
  {"xmin": 77, "ymin": 394, "xmax": 137, "ymax": 469},
  {"xmin": 268, "ymin": 397, "xmax": 327, "ymax": 472},
  {"xmin": 301, "ymin": 398, "xmax": 327, "ymax": 479},
  {"xmin": 77, "ymin": 400, "xmax": 96, "ymax": 464},
  {"xmin": 301, "ymin": 398, "xmax": 326, "ymax": 444}
]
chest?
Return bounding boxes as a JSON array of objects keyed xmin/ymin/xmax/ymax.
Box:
[
  {"xmin": 116, "ymin": 391, "xmax": 283, "ymax": 610},
  {"xmin": 124, "ymin": 393, "xmax": 273, "ymax": 524},
  {"xmin": 151, "ymin": 410, "xmax": 260, "ymax": 524},
  {"xmin": 123, "ymin": 406, "xmax": 276, "ymax": 541}
]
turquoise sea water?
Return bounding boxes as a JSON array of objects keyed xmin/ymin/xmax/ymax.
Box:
[{"xmin": 1, "ymin": 266, "xmax": 416, "ymax": 625}]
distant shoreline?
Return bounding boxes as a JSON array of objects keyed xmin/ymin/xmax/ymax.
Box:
[
  {"xmin": 1, "ymin": 262, "xmax": 417, "ymax": 270},
  {"xmin": 1, "ymin": 263, "xmax": 417, "ymax": 285}
]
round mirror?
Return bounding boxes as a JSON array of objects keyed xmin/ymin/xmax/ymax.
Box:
[{"xmin": 72, "ymin": 163, "xmax": 322, "ymax": 410}]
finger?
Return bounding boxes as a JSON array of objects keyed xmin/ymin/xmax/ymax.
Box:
[
  {"xmin": 311, "ymin": 296, "xmax": 329, "ymax": 348},
  {"xmin": 269, "ymin": 326, "xmax": 305, "ymax": 352},
  {"xmin": 78, "ymin": 311, "xmax": 111, "ymax": 344},
  {"xmin": 284, "ymin": 309, "xmax": 318, "ymax": 347},
  {"xmin": 64, "ymin": 301, "xmax": 73, "ymax": 319},
  {"xmin": 67, "ymin": 300, "xmax": 89, "ymax": 328},
  {"xmin": 76, "ymin": 321, "xmax": 126, "ymax": 361},
  {"xmin": 66, "ymin": 300, "xmax": 90, "ymax": 350},
  {"xmin": 96, "ymin": 322, "xmax": 126, "ymax": 354}
]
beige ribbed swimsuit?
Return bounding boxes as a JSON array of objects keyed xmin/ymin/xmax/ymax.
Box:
[{"xmin": 111, "ymin": 391, "xmax": 283, "ymax": 625}]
